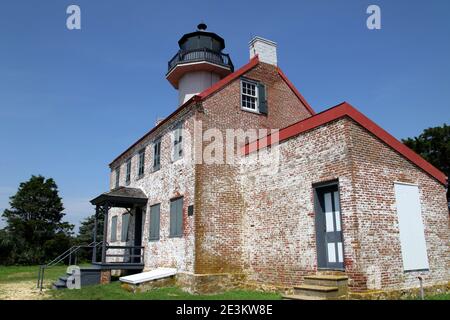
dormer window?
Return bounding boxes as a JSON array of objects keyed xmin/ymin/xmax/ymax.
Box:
[{"xmin": 240, "ymin": 79, "xmax": 267, "ymax": 114}]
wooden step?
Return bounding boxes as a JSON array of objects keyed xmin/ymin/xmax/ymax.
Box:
[{"xmin": 282, "ymin": 294, "xmax": 326, "ymax": 300}]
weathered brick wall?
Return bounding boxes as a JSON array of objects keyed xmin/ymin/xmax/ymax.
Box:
[
  {"xmin": 346, "ymin": 120, "xmax": 449, "ymax": 292},
  {"xmin": 239, "ymin": 118, "xmax": 354, "ymax": 286},
  {"xmin": 195, "ymin": 62, "xmax": 314, "ymax": 274},
  {"xmin": 107, "ymin": 106, "xmax": 197, "ymax": 273},
  {"xmin": 238, "ymin": 117, "xmax": 449, "ymax": 292}
]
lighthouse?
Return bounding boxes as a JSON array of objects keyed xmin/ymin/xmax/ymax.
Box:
[{"xmin": 166, "ymin": 23, "xmax": 234, "ymax": 105}]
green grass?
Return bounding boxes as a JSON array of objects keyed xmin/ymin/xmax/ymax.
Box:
[
  {"xmin": 0, "ymin": 265, "xmax": 68, "ymax": 284},
  {"xmin": 49, "ymin": 281, "xmax": 281, "ymax": 300},
  {"xmin": 425, "ymin": 293, "xmax": 450, "ymax": 300},
  {"xmin": 1, "ymin": 265, "xmax": 448, "ymax": 300},
  {"xmin": 0, "ymin": 265, "xmax": 280, "ymax": 300}
]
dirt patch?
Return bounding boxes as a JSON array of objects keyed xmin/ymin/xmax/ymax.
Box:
[{"xmin": 0, "ymin": 281, "xmax": 50, "ymax": 300}]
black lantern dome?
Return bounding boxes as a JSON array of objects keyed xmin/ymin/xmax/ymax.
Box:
[{"xmin": 166, "ymin": 23, "xmax": 234, "ymax": 89}]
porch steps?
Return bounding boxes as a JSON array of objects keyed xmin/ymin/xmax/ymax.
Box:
[
  {"xmin": 282, "ymin": 274, "xmax": 349, "ymax": 300},
  {"xmin": 52, "ymin": 265, "xmax": 102, "ymax": 290}
]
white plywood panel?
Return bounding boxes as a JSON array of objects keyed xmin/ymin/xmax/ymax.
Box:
[
  {"xmin": 119, "ymin": 268, "xmax": 177, "ymax": 285},
  {"xmin": 394, "ymin": 183, "xmax": 429, "ymax": 271}
]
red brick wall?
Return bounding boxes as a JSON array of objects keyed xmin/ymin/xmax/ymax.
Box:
[
  {"xmin": 239, "ymin": 117, "xmax": 449, "ymax": 292},
  {"xmin": 240, "ymin": 118, "xmax": 353, "ymax": 285},
  {"xmin": 346, "ymin": 120, "xmax": 449, "ymax": 291},
  {"xmin": 194, "ymin": 62, "xmax": 313, "ymax": 274}
]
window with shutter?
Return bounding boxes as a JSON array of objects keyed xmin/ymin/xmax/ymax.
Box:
[
  {"xmin": 153, "ymin": 139, "xmax": 161, "ymax": 171},
  {"xmin": 121, "ymin": 213, "xmax": 130, "ymax": 241},
  {"xmin": 169, "ymin": 197, "xmax": 183, "ymax": 237},
  {"xmin": 125, "ymin": 158, "xmax": 131, "ymax": 185},
  {"xmin": 138, "ymin": 148, "xmax": 145, "ymax": 178},
  {"xmin": 241, "ymin": 79, "xmax": 268, "ymax": 114},
  {"xmin": 111, "ymin": 216, "xmax": 118, "ymax": 242},
  {"xmin": 149, "ymin": 204, "xmax": 160, "ymax": 241},
  {"xmin": 173, "ymin": 125, "xmax": 183, "ymax": 161}
]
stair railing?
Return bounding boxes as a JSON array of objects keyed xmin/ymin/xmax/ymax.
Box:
[{"xmin": 37, "ymin": 240, "xmax": 104, "ymax": 291}]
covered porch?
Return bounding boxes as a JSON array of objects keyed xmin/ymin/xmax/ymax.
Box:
[{"xmin": 90, "ymin": 187, "xmax": 148, "ymax": 270}]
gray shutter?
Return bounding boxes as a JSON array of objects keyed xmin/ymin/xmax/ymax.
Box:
[
  {"xmin": 257, "ymin": 83, "xmax": 268, "ymax": 114},
  {"xmin": 150, "ymin": 204, "xmax": 160, "ymax": 240},
  {"xmin": 111, "ymin": 216, "xmax": 117, "ymax": 242},
  {"xmin": 121, "ymin": 213, "xmax": 129, "ymax": 241},
  {"xmin": 176, "ymin": 198, "xmax": 183, "ymax": 236},
  {"xmin": 170, "ymin": 200, "xmax": 176, "ymax": 236}
]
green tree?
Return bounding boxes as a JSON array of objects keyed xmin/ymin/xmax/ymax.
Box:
[
  {"xmin": 75, "ymin": 212, "xmax": 104, "ymax": 262},
  {"xmin": 1, "ymin": 175, "xmax": 74, "ymax": 264},
  {"xmin": 402, "ymin": 124, "xmax": 449, "ymax": 206}
]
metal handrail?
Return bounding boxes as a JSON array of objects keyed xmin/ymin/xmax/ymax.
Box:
[
  {"xmin": 104, "ymin": 245, "xmax": 144, "ymax": 264},
  {"xmin": 37, "ymin": 241, "xmax": 104, "ymax": 291},
  {"xmin": 167, "ymin": 47, "xmax": 234, "ymax": 74}
]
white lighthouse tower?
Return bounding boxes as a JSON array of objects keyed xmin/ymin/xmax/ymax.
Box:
[{"xmin": 166, "ymin": 23, "xmax": 234, "ymax": 105}]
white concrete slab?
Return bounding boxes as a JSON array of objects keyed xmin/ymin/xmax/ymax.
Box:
[{"xmin": 119, "ymin": 268, "xmax": 177, "ymax": 285}]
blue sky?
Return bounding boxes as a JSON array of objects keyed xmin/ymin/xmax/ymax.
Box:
[{"xmin": 0, "ymin": 0, "xmax": 449, "ymax": 231}]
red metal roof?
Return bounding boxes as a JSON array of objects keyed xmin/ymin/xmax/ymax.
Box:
[
  {"xmin": 109, "ymin": 56, "xmax": 314, "ymax": 166},
  {"xmin": 242, "ymin": 102, "xmax": 447, "ymax": 186}
]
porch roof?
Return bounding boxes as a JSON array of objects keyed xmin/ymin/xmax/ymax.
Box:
[{"xmin": 90, "ymin": 186, "xmax": 148, "ymax": 208}]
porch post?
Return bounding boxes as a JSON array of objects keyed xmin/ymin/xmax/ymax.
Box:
[
  {"xmin": 101, "ymin": 204, "xmax": 109, "ymax": 264},
  {"xmin": 92, "ymin": 205, "xmax": 99, "ymax": 263}
]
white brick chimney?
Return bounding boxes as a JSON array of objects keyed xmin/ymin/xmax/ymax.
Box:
[{"xmin": 249, "ymin": 36, "xmax": 277, "ymax": 66}]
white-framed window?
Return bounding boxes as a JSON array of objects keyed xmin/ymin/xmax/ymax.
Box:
[
  {"xmin": 240, "ymin": 79, "xmax": 268, "ymax": 114},
  {"xmin": 241, "ymin": 80, "xmax": 258, "ymax": 111},
  {"xmin": 125, "ymin": 158, "xmax": 131, "ymax": 185}
]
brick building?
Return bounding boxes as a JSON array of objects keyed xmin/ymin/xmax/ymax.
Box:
[{"xmin": 90, "ymin": 24, "xmax": 449, "ymax": 298}]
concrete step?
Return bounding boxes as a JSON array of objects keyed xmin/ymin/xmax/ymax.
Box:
[
  {"xmin": 294, "ymin": 284, "xmax": 341, "ymax": 299},
  {"xmin": 52, "ymin": 279, "xmax": 67, "ymax": 290},
  {"xmin": 304, "ymin": 274, "xmax": 348, "ymax": 288},
  {"xmin": 282, "ymin": 294, "xmax": 326, "ymax": 300}
]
